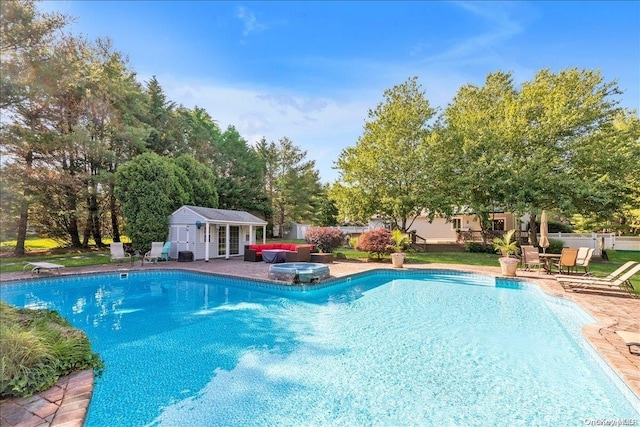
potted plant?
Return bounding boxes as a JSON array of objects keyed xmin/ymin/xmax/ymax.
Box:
[
  {"xmin": 492, "ymin": 229, "xmax": 520, "ymax": 277},
  {"xmin": 390, "ymin": 229, "xmax": 409, "ymax": 268}
]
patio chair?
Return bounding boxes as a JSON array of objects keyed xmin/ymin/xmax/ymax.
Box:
[
  {"xmin": 575, "ymin": 248, "xmax": 594, "ymax": 275},
  {"xmin": 144, "ymin": 242, "xmax": 164, "ymax": 264},
  {"xmin": 520, "ymin": 245, "xmax": 542, "ymax": 273},
  {"xmin": 110, "ymin": 242, "xmax": 131, "ymax": 263},
  {"xmin": 561, "ymin": 263, "xmax": 640, "ymax": 294},
  {"xmin": 161, "ymin": 241, "xmax": 171, "ymax": 261},
  {"xmin": 554, "ymin": 248, "xmax": 579, "ymax": 274}
]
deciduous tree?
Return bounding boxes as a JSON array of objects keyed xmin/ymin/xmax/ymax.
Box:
[{"xmin": 333, "ymin": 77, "xmax": 440, "ymax": 232}]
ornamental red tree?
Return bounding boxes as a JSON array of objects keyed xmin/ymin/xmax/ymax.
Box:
[
  {"xmin": 355, "ymin": 228, "xmax": 392, "ymax": 260},
  {"xmin": 304, "ymin": 227, "xmax": 345, "ymax": 253}
]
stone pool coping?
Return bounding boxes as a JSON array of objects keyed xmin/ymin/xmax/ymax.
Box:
[{"xmin": 1, "ymin": 258, "xmax": 638, "ymax": 425}]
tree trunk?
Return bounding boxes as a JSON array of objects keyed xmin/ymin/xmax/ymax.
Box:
[
  {"xmin": 14, "ymin": 200, "xmax": 28, "ymax": 256},
  {"xmin": 529, "ymin": 213, "xmax": 538, "ymax": 246},
  {"xmin": 14, "ymin": 152, "xmax": 34, "ymax": 256},
  {"xmin": 66, "ymin": 191, "xmax": 82, "ymax": 247},
  {"xmin": 82, "ymin": 215, "xmax": 91, "ymax": 246},
  {"xmin": 109, "ymin": 185, "xmax": 121, "ymax": 242},
  {"xmin": 88, "ymin": 189, "xmax": 103, "ymax": 247}
]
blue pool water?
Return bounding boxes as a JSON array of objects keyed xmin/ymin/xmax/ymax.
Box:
[{"xmin": 1, "ymin": 270, "xmax": 638, "ymax": 426}]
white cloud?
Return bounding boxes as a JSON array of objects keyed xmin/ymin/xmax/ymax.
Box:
[
  {"xmin": 161, "ymin": 77, "xmax": 371, "ymax": 182},
  {"xmin": 236, "ymin": 6, "xmax": 267, "ymax": 37}
]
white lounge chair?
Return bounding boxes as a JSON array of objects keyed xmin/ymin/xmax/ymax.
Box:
[
  {"xmin": 615, "ymin": 330, "xmax": 640, "ymax": 355},
  {"xmin": 110, "ymin": 242, "xmax": 131, "ymax": 263},
  {"xmin": 557, "ymin": 261, "xmax": 638, "ymax": 284},
  {"xmin": 143, "ymin": 242, "xmax": 164, "ymax": 264},
  {"xmin": 23, "ymin": 261, "xmax": 64, "ymax": 274},
  {"xmin": 561, "ymin": 263, "xmax": 640, "ymax": 295}
]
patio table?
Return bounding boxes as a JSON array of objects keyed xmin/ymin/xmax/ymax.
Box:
[
  {"xmin": 539, "ymin": 253, "xmax": 561, "ymax": 274},
  {"xmin": 261, "ymin": 249, "xmax": 287, "ymax": 263}
]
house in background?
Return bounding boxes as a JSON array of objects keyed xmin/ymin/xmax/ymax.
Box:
[
  {"xmin": 369, "ymin": 210, "xmax": 530, "ymax": 243},
  {"xmin": 168, "ymin": 205, "xmax": 267, "ymax": 261}
]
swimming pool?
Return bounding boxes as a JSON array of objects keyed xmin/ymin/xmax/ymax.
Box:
[{"xmin": 1, "ymin": 270, "xmax": 638, "ymax": 426}]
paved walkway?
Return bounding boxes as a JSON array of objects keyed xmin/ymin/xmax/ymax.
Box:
[{"xmin": 1, "ymin": 258, "xmax": 639, "ymax": 425}]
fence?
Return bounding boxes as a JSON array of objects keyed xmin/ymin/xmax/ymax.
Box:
[
  {"xmin": 546, "ymin": 233, "xmax": 640, "ymax": 256},
  {"xmin": 457, "ymin": 230, "xmax": 639, "ymax": 256}
]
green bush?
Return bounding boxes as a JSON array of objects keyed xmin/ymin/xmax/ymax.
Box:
[
  {"xmin": 548, "ymin": 221, "xmax": 572, "ymax": 233},
  {"xmin": 0, "ymin": 302, "xmax": 104, "ymax": 398},
  {"xmin": 544, "ymin": 239, "xmax": 565, "ymax": 254},
  {"xmin": 466, "ymin": 242, "xmax": 492, "ymax": 253}
]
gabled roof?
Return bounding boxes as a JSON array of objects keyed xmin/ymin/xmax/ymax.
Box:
[{"xmin": 179, "ymin": 205, "xmax": 267, "ymax": 225}]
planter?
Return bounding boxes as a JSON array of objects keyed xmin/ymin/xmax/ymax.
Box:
[
  {"xmin": 391, "ymin": 252, "xmax": 405, "ymax": 268},
  {"xmin": 309, "ymin": 253, "xmax": 334, "ymax": 264},
  {"xmin": 499, "ymin": 257, "xmax": 519, "ymax": 277}
]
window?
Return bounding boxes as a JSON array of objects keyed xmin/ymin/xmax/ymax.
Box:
[
  {"xmin": 218, "ymin": 226, "xmax": 226, "ymax": 255},
  {"xmin": 493, "ymin": 219, "xmax": 505, "ymax": 231},
  {"xmin": 199, "ymin": 228, "xmax": 211, "ymax": 243},
  {"xmin": 452, "ymin": 218, "xmax": 462, "ymax": 230}
]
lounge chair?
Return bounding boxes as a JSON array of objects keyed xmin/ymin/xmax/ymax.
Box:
[
  {"xmin": 161, "ymin": 242, "xmax": 171, "ymax": 261},
  {"xmin": 557, "ymin": 261, "xmax": 638, "ymax": 284},
  {"xmin": 143, "ymin": 242, "xmax": 164, "ymax": 264},
  {"xmin": 521, "ymin": 245, "xmax": 542, "ymax": 273},
  {"xmin": 22, "ymin": 261, "xmax": 64, "ymax": 275},
  {"xmin": 554, "ymin": 248, "xmax": 579, "ymax": 274},
  {"xmin": 615, "ymin": 330, "xmax": 640, "ymax": 355},
  {"xmin": 560, "ymin": 263, "xmax": 640, "ymax": 294},
  {"xmin": 110, "ymin": 242, "xmax": 132, "ymax": 263}
]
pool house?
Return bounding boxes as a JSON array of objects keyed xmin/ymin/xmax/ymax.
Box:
[{"xmin": 168, "ymin": 205, "xmax": 267, "ymax": 261}]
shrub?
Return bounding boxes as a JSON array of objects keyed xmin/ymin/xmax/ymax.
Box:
[
  {"xmin": 548, "ymin": 221, "xmax": 572, "ymax": 233},
  {"xmin": 390, "ymin": 229, "xmax": 409, "ymax": 253},
  {"xmin": 466, "ymin": 242, "xmax": 490, "ymax": 253},
  {"xmin": 544, "ymin": 239, "xmax": 565, "ymax": 254},
  {"xmin": 304, "ymin": 227, "xmax": 345, "ymax": 253},
  {"xmin": 0, "ymin": 302, "xmax": 104, "ymax": 398},
  {"xmin": 355, "ymin": 228, "xmax": 392, "ymax": 260}
]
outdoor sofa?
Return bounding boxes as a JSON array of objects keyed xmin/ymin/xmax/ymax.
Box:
[{"xmin": 244, "ymin": 243, "xmax": 313, "ymax": 262}]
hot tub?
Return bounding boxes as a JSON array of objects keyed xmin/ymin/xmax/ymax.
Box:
[{"xmin": 268, "ymin": 262, "xmax": 330, "ymax": 284}]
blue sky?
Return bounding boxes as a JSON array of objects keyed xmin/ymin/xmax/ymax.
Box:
[{"xmin": 43, "ymin": 1, "xmax": 639, "ymax": 183}]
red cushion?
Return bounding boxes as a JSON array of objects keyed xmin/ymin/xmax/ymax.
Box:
[{"xmin": 248, "ymin": 243, "xmax": 308, "ymax": 253}]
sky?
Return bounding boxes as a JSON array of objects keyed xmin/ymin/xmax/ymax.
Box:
[{"xmin": 42, "ymin": 1, "xmax": 640, "ymax": 183}]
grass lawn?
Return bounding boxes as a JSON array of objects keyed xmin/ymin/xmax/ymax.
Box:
[{"xmin": 1, "ymin": 239, "xmax": 638, "ymax": 293}]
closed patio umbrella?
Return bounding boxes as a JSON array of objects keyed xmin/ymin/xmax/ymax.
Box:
[{"xmin": 539, "ymin": 210, "xmax": 550, "ymax": 253}]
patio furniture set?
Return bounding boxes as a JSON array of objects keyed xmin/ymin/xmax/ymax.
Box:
[
  {"xmin": 521, "ymin": 246, "xmax": 595, "ymax": 275},
  {"xmin": 243, "ymin": 243, "xmax": 315, "ymax": 263},
  {"xmin": 521, "ymin": 245, "xmax": 638, "ymax": 297}
]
